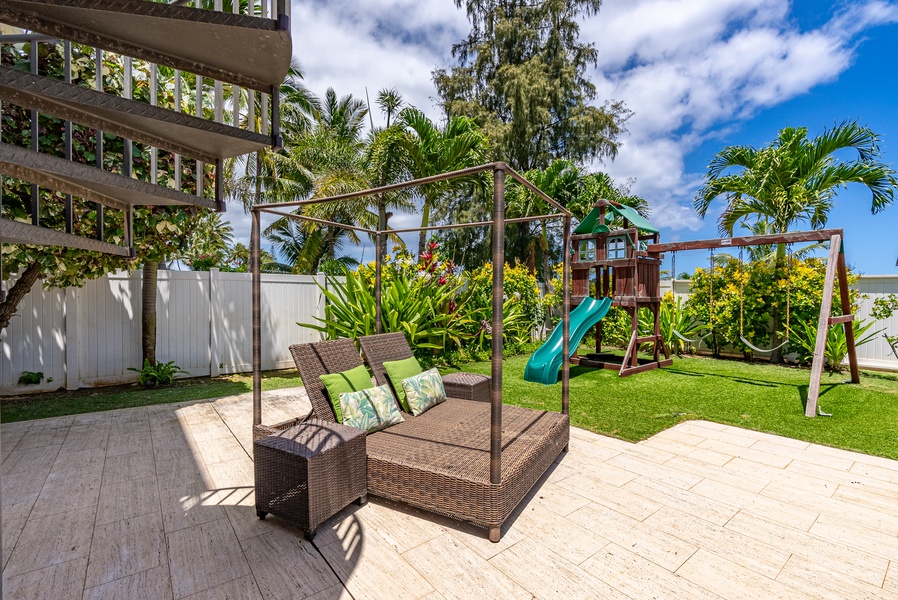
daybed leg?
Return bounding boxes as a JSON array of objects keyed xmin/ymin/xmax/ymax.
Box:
[
  {"xmin": 357, "ymin": 493, "xmax": 368, "ymax": 506},
  {"xmin": 563, "ymin": 443, "xmax": 570, "ymax": 452},
  {"xmin": 488, "ymin": 525, "xmax": 501, "ymax": 543},
  {"xmin": 256, "ymin": 510, "xmax": 267, "ymax": 520},
  {"xmin": 303, "ymin": 528, "xmax": 316, "ymax": 541}
]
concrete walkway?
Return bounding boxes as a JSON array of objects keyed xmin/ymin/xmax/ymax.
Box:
[{"xmin": 2, "ymin": 388, "xmax": 898, "ymax": 599}]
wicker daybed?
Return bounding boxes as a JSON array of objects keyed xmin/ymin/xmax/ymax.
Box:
[
  {"xmin": 250, "ymin": 163, "xmax": 576, "ymax": 542},
  {"xmin": 287, "ymin": 337, "xmax": 569, "ymax": 542}
]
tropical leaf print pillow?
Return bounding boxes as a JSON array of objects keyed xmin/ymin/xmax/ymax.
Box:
[
  {"xmin": 400, "ymin": 368, "xmax": 446, "ymax": 416},
  {"xmin": 339, "ymin": 384, "xmax": 404, "ymax": 433}
]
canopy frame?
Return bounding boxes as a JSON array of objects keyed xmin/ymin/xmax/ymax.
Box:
[{"xmin": 251, "ymin": 161, "xmax": 572, "ymax": 484}]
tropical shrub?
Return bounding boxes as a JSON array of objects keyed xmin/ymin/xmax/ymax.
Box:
[
  {"xmin": 792, "ymin": 318, "xmax": 882, "ymax": 372},
  {"xmin": 684, "ymin": 256, "xmax": 859, "ymax": 356},
  {"xmin": 18, "ymin": 371, "xmax": 43, "ymax": 385},
  {"xmin": 463, "ymin": 262, "xmax": 546, "ymax": 354},
  {"xmin": 638, "ymin": 293, "xmax": 704, "ymax": 355},
  {"xmin": 128, "ymin": 360, "xmax": 188, "ymax": 388}
]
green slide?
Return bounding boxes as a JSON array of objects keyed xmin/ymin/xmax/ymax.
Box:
[{"xmin": 524, "ymin": 296, "xmax": 613, "ymax": 385}]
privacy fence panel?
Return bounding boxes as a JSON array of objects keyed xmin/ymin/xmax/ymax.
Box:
[
  {"xmin": 2, "ymin": 271, "xmax": 895, "ymax": 395},
  {"xmin": 1, "ymin": 269, "xmax": 325, "ymax": 394}
]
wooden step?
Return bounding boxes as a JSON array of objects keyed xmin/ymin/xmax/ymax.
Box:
[
  {"xmin": 0, "ymin": 218, "xmax": 130, "ymax": 256},
  {"xmin": 0, "ymin": 0, "xmax": 291, "ymax": 92},
  {"xmin": 0, "ymin": 143, "xmax": 217, "ymax": 211},
  {"xmin": 0, "ymin": 66, "xmax": 272, "ymax": 163}
]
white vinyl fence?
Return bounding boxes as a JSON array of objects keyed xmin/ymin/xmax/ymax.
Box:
[
  {"xmin": 660, "ymin": 276, "xmax": 898, "ymax": 371},
  {"xmin": 2, "ymin": 271, "xmax": 897, "ymax": 394},
  {"xmin": 1, "ymin": 269, "xmax": 329, "ymax": 394}
]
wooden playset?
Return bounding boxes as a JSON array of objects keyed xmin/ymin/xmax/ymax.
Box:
[{"xmin": 558, "ymin": 199, "xmax": 858, "ymax": 417}]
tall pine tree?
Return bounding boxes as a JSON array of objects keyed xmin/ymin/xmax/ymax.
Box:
[{"xmin": 433, "ymin": 0, "xmax": 629, "ymax": 171}]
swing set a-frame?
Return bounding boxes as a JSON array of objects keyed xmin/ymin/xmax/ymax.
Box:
[{"xmin": 647, "ymin": 228, "xmax": 859, "ymax": 418}]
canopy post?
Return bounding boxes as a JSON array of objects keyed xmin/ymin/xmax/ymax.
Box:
[
  {"xmin": 375, "ymin": 229, "xmax": 383, "ymax": 334},
  {"xmin": 562, "ymin": 214, "xmax": 571, "ymax": 415},
  {"xmin": 375, "ymin": 199, "xmax": 387, "ymax": 334},
  {"xmin": 490, "ymin": 165, "xmax": 505, "ymax": 485},
  {"xmin": 251, "ymin": 207, "xmax": 262, "ymax": 426}
]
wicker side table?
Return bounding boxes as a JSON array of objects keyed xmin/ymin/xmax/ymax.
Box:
[
  {"xmin": 442, "ymin": 372, "xmax": 491, "ymax": 402},
  {"xmin": 254, "ymin": 419, "xmax": 367, "ymax": 540}
]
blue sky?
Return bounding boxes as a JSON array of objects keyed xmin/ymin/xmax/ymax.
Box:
[{"xmin": 232, "ymin": 0, "xmax": 898, "ymax": 275}]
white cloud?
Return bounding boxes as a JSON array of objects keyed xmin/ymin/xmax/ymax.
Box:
[
  {"xmin": 226, "ymin": 0, "xmax": 898, "ymax": 253},
  {"xmin": 586, "ymin": 0, "xmax": 898, "ymax": 230}
]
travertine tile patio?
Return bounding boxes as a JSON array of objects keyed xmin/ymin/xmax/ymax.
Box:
[{"xmin": 3, "ymin": 387, "xmax": 898, "ymax": 599}]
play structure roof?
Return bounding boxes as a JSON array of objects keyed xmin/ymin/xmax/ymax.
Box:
[{"xmin": 574, "ymin": 202, "xmax": 659, "ymax": 235}]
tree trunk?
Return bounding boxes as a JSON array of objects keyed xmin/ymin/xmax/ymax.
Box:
[
  {"xmin": 0, "ymin": 261, "xmax": 42, "ymax": 333},
  {"xmin": 418, "ymin": 199, "xmax": 432, "ymax": 258},
  {"xmin": 141, "ymin": 260, "xmax": 159, "ymax": 366}
]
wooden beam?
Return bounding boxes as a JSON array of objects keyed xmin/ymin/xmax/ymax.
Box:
[
  {"xmin": 806, "ymin": 234, "xmax": 841, "ymax": 417},
  {"xmin": 647, "ymin": 229, "xmax": 843, "ymax": 253},
  {"xmin": 837, "ymin": 248, "xmax": 860, "ymax": 384},
  {"xmin": 828, "ymin": 315, "xmax": 854, "ymax": 325}
]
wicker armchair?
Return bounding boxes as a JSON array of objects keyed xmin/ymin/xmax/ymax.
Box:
[{"xmin": 287, "ymin": 337, "xmax": 569, "ymax": 542}]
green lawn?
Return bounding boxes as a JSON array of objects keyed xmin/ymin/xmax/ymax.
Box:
[
  {"xmin": 0, "ymin": 370, "xmax": 303, "ymax": 423},
  {"xmin": 452, "ymin": 352, "xmax": 898, "ymax": 460},
  {"xmin": 4, "ymin": 352, "xmax": 897, "ymax": 461}
]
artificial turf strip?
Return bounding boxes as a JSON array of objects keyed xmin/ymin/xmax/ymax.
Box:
[
  {"xmin": 451, "ymin": 353, "xmax": 898, "ymax": 461},
  {"xmin": 0, "ymin": 370, "xmax": 304, "ymax": 423}
]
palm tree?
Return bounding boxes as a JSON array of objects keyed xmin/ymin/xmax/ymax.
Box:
[
  {"xmin": 376, "ymin": 88, "xmax": 404, "ymax": 128},
  {"xmin": 694, "ymin": 120, "xmax": 897, "ymax": 247},
  {"xmin": 693, "ymin": 120, "xmax": 897, "ymax": 361},
  {"xmin": 507, "ymin": 159, "xmax": 581, "ymax": 283},
  {"xmin": 180, "ymin": 212, "xmax": 235, "ymax": 269},
  {"xmin": 393, "ymin": 107, "xmax": 491, "ymax": 256}
]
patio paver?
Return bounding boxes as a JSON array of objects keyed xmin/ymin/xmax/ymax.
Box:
[{"xmin": 3, "ymin": 387, "xmax": 898, "ymax": 599}]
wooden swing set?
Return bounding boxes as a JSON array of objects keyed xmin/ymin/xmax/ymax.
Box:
[{"xmin": 648, "ymin": 228, "xmax": 859, "ymax": 418}]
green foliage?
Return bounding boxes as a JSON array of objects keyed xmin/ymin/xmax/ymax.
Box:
[
  {"xmin": 695, "ymin": 120, "xmax": 897, "ymax": 236},
  {"xmin": 433, "ymin": 0, "xmax": 629, "ymax": 170},
  {"xmin": 792, "ymin": 318, "xmax": 882, "ymax": 372},
  {"xmin": 1, "ymin": 42, "xmax": 212, "ymax": 292},
  {"xmin": 128, "ymin": 359, "xmax": 188, "ymax": 388},
  {"xmin": 17, "ymin": 371, "xmax": 43, "ymax": 385},
  {"xmin": 301, "ymin": 242, "xmax": 548, "ymax": 358},
  {"xmin": 465, "ymin": 262, "xmax": 545, "ymax": 352},
  {"xmin": 302, "ymin": 245, "xmax": 471, "ymax": 357},
  {"xmin": 684, "ymin": 256, "xmax": 859, "ymax": 356},
  {"xmin": 638, "ymin": 293, "xmax": 704, "ymax": 355}
]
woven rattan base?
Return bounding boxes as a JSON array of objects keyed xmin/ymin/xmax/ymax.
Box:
[
  {"xmin": 254, "ymin": 419, "xmax": 367, "ymax": 539},
  {"xmin": 441, "ymin": 372, "xmax": 491, "ymax": 402},
  {"xmin": 366, "ymin": 399, "xmax": 569, "ymax": 539}
]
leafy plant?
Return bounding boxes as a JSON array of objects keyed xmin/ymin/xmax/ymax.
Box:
[
  {"xmin": 792, "ymin": 318, "xmax": 882, "ymax": 372},
  {"xmin": 128, "ymin": 360, "xmax": 188, "ymax": 388},
  {"xmin": 18, "ymin": 371, "xmax": 43, "ymax": 385},
  {"xmin": 639, "ymin": 294, "xmax": 704, "ymax": 355},
  {"xmin": 301, "ymin": 267, "xmax": 471, "ymax": 356}
]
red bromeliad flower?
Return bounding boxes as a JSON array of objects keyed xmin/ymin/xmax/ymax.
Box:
[{"xmin": 438, "ymin": 275, "xmax": 447, "ymax": 285}]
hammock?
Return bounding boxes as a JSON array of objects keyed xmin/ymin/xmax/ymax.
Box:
[
  {"xmin": 673, "ymin": 329, "xmax": 712, "ymax": 344},
  {"xmin": 738, "ymin": 335, "xmax": 789, "ymax": 354}
]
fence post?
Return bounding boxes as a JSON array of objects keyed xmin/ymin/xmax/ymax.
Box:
[
  {"xmin": 209, "ymin": 268, "xmax": 220, "ymax": 377},
  {"xmin": 64, "ymin": 286, "xmax": 79, "ymax": 390}
]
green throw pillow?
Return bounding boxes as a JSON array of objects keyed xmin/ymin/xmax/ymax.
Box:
[
  {"xmin": 319, "ymin": 364, "xmax": 373, "ymax": 422},
  {"xmin": 339, "ymin": 384, "xmax": 405, "ymax": 433},
  {"xmin": 400, "ymin": 368, "xmax": 446, "ymax": 416},
  {"xmin": 383, "ymin": 356, "xmax": 423, "ymax": 412}
]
